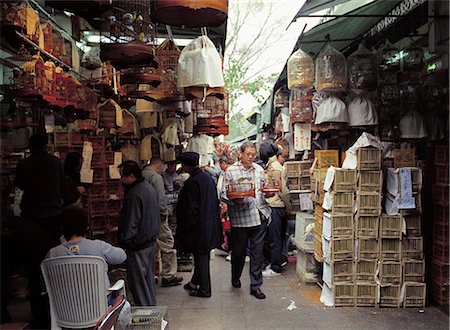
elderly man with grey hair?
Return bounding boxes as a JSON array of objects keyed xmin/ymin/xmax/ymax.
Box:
[{"xmin": 221, "ymin": 141, "xmax": 271, "ymax": 300}]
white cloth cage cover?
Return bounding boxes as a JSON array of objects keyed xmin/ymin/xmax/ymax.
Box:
[
  {"xmin": 314, "ymin": 95, "xmax": 349, "ymax": 124},
  {"xmin": 399, "ymin": 110, "xmax": 427, "ymax": 139},
  {"xmin": 177, "ymin": 36, "xmax": 224, "ymax": 88},
  {"xmin": 347, "ymin": 95, "xmax": 378, "ymax": 126}
]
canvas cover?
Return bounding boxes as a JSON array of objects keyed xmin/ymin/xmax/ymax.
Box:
[
  {"xmin": 348, "ymin": 95, "xmax": 378, "ymax": 126},
  {"xmin": 314, "ymin": 95, "xmax": 349, "ymax": 124},
  {"xmin": 177, "ymin": 36, "xmax": 224, "ymax": 88}
]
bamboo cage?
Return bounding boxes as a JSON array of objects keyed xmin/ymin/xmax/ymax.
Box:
[
  {"xmin": 333, "ymin": 260, "xmax": 354, "ymax": 283},
  {"xmin": 357, "ymin": 192, "xmax": 381, "ymax": 216},
  {"xmin": 358, "ymin": 170, "xmax": 382, "ymax": 192},
  {"xmin": 356, "ymin": 282, "xmax": 377, "ymax": 307},
  {"xmin": 379, "ymin": 214, "xmax": 403, "ymax": 239},
  {"xmin": 404, "ymin": 283, "xmax": 426, "ymax": 308},
  {"xmin": 357, "ymin": 147, "xmax": 381, "ymax": 170},
  {"xmin": 380, "ymin": 239, "xmax": 402, "ymax": 260},
  {"xmin": 356, "ymin": 215, "xmax": 379, "ymax": 239},
  {"xmin": 331, "ymin": 237, "xmax": 354, "ymax": 260},
  {"xmin": 356, "ymin": 259, "xmax": 377, "ymax": 282},
  {"xmin": 380, "ymin": 261, "xmax": 402, "ymax": 284},
  {"xmin": 358, "ymin": 238, "xmax": 379, "ymax": 259},
  {"xmin": 334, "ymin": 283, "xmax": 355, "ymax": 307},
  {"xmin": 404, "ymin": 214, "xmax": 421, "ymax": 237},
  {"xmin": 330, "ymin": 213, "xmax": 354, "ymax": 238},
  {"xmin": 379, "ymin": 285, "xmax": 401, "ymax": 308},
  {"xmin": 333, "ymin": 169, "xmax": 357, "ymax": 192},
  {"xmin": 332, "ymin": 192, "xmax": 354, "ymax": 214},
  {"xmin": 402, "ymin": 237, "xmax": 424, "ymax": 259},
  {"xmin": 403, "ymin": 259, "xmax": 425, "ymax": 282}
]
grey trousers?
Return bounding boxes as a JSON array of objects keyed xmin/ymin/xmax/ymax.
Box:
[
  {"xmin": 126, "ymin": 241, "xmax": 156, "ymax": 306},
  {"xmin": 157, "ymin": 217, "xmax": 177, "ymax": 280},
  {"xmin": 231, "ymin": 218, "xmax": 268, "ymax": 291}
]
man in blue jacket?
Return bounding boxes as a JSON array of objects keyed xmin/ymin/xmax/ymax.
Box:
[
  {"xmin": 118, "ymin": 161, "xmax": 160, "ymax": 306},
  {"xmin": 176, "ymin": 152, "xmax": 222, "ymax": 298}
]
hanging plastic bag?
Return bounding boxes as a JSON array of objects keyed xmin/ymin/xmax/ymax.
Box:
[
  {"xmin": 399, "ymin": 110, "xmax": 427, "ymax": 139},
  {"xmin": 348, "ymin": 95, "xmax": 378, "ymax": 127},
  {"xmin": 177, "ymin": 35, "xmax": 224, "ymax": 88},
  {"xmin": 314, "ymin": 95, "xmax": 349, "ymax": 124}
]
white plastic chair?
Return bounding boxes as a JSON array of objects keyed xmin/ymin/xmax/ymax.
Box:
[{"xmin": 41, "ymin": 256, "xmax": 125, "ymax": 330}]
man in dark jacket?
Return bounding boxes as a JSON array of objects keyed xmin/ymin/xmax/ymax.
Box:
[
  {"xmin": 176, "ymin": 152, "xmax": 222, "ymax": 298},
  {"xmin": 14, "ymin": 133, "xmax": 64, "ymax": 328},
  {"xmin": 118, "ymin": 160, "xmax": 160, "ymax": 306}
]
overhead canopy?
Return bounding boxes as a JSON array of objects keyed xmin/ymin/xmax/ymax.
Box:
[
  {"xmin": 273, "ymin": 0, "xmax": 430, "ymax": 92},
  {"xmin": 293, "ymin": 0, "xmax": 355, "ymax": 18}
]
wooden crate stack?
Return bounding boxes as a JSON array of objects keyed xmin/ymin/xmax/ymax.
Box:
[
  {"xmin": 432, "ymin": 145, "xmax": 449, "ymax": 308},
  {"xmin": 384, "ymin": 149, "xmax": 426, "ymax": 308},
  {"xmin": 286, "ymin": 161, "xmax": 318, "ymax": 283},
  {"xmin": 356, "ymin": 147, "xmax": 383, "ymax": 307},
  {"xmin": 84, "ymin": 136, "xmax": 123, "ymax": 246},
  {"xmin": 310, "ymin": 150, "xmax": 339, "ymax": 263},
  {"xmin": 321, "ymin": 167, "xmax": 357, "ymax": 307}
]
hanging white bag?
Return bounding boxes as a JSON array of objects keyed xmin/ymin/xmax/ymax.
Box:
[
  {"xmin": 177, "ymin": 35, "xmax": 225, "ymax": 88},
  {"xmin": 314, "ymin": 95, "xmax": 349, "ymax": 124},
  {"xmin": 399, "ymin": 110, "xmax": 427, "ymax": 139},
  {"xmin": 348, "ymin": 95, "xmax": 378, "ymax": 126}
]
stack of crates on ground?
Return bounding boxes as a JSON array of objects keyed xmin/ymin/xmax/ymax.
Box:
[
  {"xmin": 285, "ymin": 160, "xmax": 317, "ymax": 283},
  {"xmin": 310, "ymin": 150, "xmax": 339, "ymax": 264},
  {"xmin": 354, "ymin": 148, "xmax": 383, "ymax": 307},
  {"xmin": 84, "ymin": 136, "xmax": 123, "ymax": 245},
  {"xmin": 321, "ymin": 167, "xmax": 357, "ymax": 306},
  {"xmin": 383, "ymin": 148, "xmax": 426, "ymax": 308},
  {"xmin": 431, "ymin": 145, "xmax": 449, "ymax": 308}
]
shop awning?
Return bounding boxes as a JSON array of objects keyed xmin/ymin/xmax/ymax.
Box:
[{"xmin": 293, "ymin": 0, "xmax": 355, "ymax": 18}]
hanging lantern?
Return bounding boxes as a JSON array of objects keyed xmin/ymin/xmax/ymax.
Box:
[
  {"xmin": 315, "ymin": 43, "xmax": 347, "ymax": 93},
  {"xmin": 151, "ymin": 0, "xmax": 228, "ymax": 28},
  {"xmin": 347, "ymin": 43, "xmax": 377, "ymax": 91},
  {"xmin": 287, "ymin": 47, "xmax": 314, "ymax": 90}
]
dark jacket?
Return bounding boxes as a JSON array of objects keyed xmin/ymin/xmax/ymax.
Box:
[
  {"xmin": 15, "ymin": 151, "xmax": 64, "ymax": 218},
  {"xmin": 119, "ymin": 178, "xmax": 160, "ymax": 251},
  {"xmin": 176, "ymin": 168, "xmax": 222, "ymax": 253}
]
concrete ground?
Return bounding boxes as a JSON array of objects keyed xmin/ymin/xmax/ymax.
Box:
[{"xmin": 3, "ymin": 254, "xmax": 449, "ymax": 330}]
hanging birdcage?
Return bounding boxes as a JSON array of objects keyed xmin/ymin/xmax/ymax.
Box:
[
  {"xmin": 193, "ymin": 94, "xmax": 228, "ymax": 136},
  {"xmin": 66, "ymin": 74, "xmax": 79, "ymax": 107},
  {"xmin": 8, "ymin": 49, "xmax": 45, "ymax": 96},
  {"xmin": 42, "ymin": 61, "xmax": 56, "ymax": 103},
  {"xmin": 0, "ymin": 1, "xmax": 27, "ymax": 30},
  {"xmin": 41, "ymin": 21, "xmax": 53, "ymax": 54},
  {"xmin": 403, "ymin": 43, "xmax": 424, "ymax": 72},
  {"xmin": 287, "ymin": 47, "xmax": 314, "ymax": 90},
  {"xmin": 290, "ymin": 88, "xmax": 313, "ymax": 123},
  {"xmin": 97, "ymin": 99, "xmax": 122, "ymax": 128},
  {"xmin": 155, "ymin": 38, "xmax": 184, "ymax": 103},
  {"xmin": 54, "ymin": 66, "xmax": 68, "ymax": 107},
  {"xmin": 315, "ymin": 43, "xmax": 347, "ymax": 92},
  {"xmin": 347, "ymin": 43, "xmax": 377, "ymax": 91},
  {"xmin": 53, "ymin": 29, "xmax": 64, "ymax": 60},
  {"xmin": 379, "ymin": 41, "xmax": 400, "ymax": 73},
  {"xmin": 151, "ymin": 0, "xmax": 228, "ymax": 28},
  {"xmin": 117, "ymin": 109, "xmax": 139, "ymax": 137},
  {"xmin": 274, "ymin": 86, "xmax": 290, "ymax": 108},
  {"xmin": 100, "ymin": 0, "xmax": 158, "ymax": 70},
  {"xmin": 261, "ymin": 170, "xmax": 281, "ymax": 193}
]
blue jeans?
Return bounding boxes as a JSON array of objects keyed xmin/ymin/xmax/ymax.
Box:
[{"xmin": 267, "ymin": 207, "xmax": 285, "ymax": 273}]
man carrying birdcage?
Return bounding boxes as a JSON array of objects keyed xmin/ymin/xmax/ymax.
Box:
[{"xmin": 221, "ymin": 142, "xmax": 271, "ymax": 300}]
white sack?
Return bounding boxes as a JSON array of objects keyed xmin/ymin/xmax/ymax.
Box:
[
  {"xmin": 177, "ymin": 36, "xmax": 224, "ymax": 88},
  {"xmin": 399, "ymin": 110, "xmax": 427, "ymax": 139},
  {"xmin": 348, "ymin": 96, "xmax": 378, "ymax": 126},
  {"xmin": 314, "ymin": 95, "xmax": 349, "ymax": 124}
]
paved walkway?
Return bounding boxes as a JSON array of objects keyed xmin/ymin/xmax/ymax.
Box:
[
  {"xmin": 156, "ymin": 253, "xmax": 449, "ymax": 330},
  {"xmin": 3, "ymin": 253, "xmax": 449, "ymax": 329}
]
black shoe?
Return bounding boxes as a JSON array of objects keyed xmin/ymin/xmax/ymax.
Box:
[
  {"xmin": 232, "ymin": 279, "xmax": 241, "ymax": 288},
  {"xmin": 161, "ymin": 276, "xmax": 184, "ymax": 287},
  {"xmin": 250, "ymin": 288, "xmax": 266, "ymax": 299},
  {"xmin": 189, "ymin": 289, "xmax": 211, "ymax": 298},
  {"xmin": 183, "ymin": 282, "xmax": 197, "ymax": 290}
]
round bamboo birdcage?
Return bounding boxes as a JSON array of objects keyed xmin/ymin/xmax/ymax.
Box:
[
  {"xmin": 8, "ymin": 50, "xmax": 44, "ymax": 97},
  {"xmin": 151, "ymin": 0, "xmax": 228, "ymax": 28},
  {"xmin": 192, "ymin": 93, "xmax": 228, "ymax": 136},
  {"xmin": 42, "ymin": 61, "xmax": 56, "ymax": 104}
]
